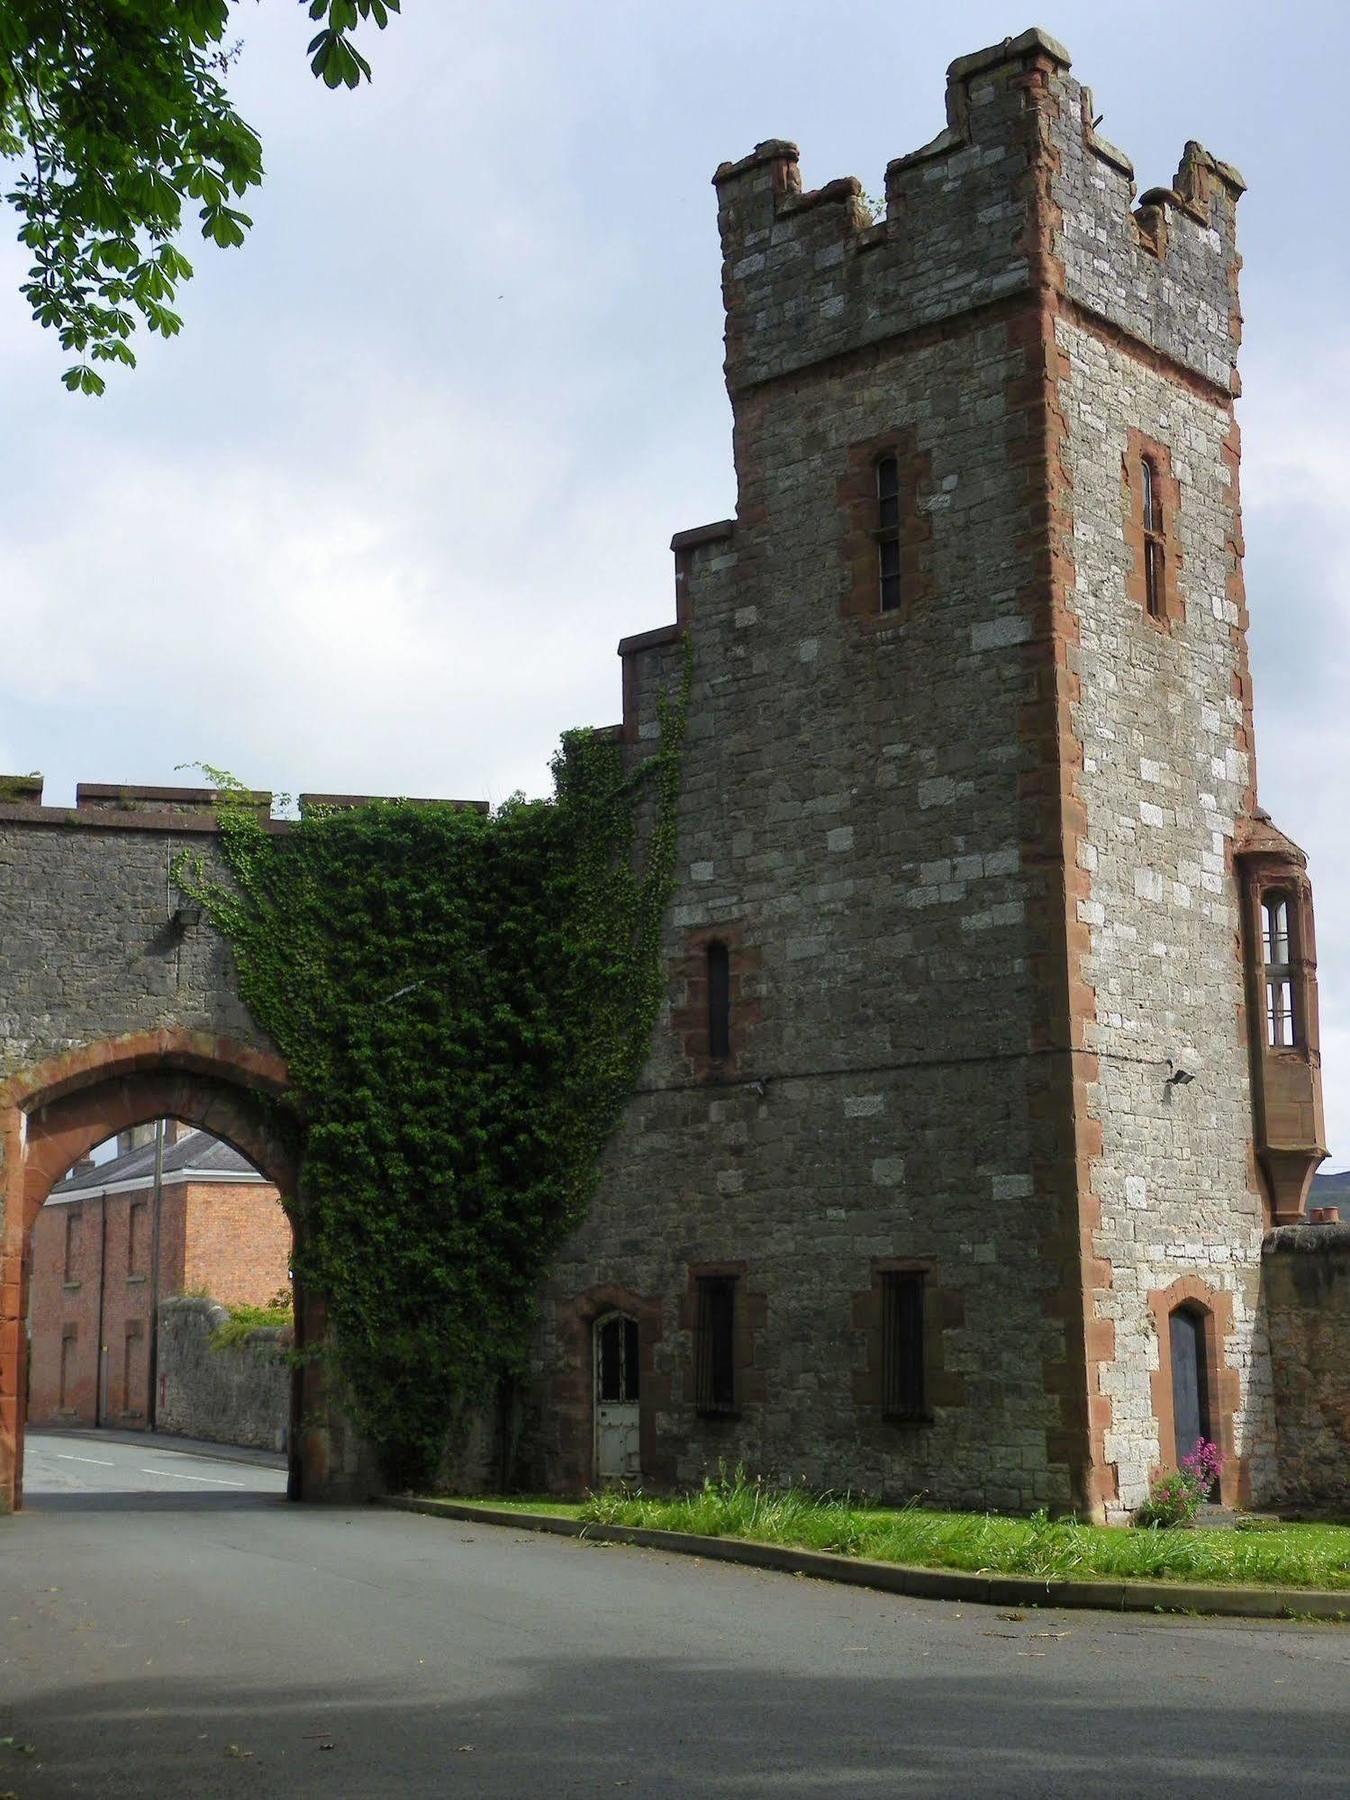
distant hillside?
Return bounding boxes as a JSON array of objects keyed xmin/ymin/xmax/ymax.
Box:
[{"xmin": 1310, "ymin": 1168, "xmax": 1350, "ymax": 1198}]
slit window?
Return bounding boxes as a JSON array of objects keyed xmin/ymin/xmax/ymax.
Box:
[
  {"xmin": 1261, "ymin": 892, "xmax": 1297, "ymax": 1047},
  {"xmin": 707, "ymin": 941, "xmax": 731, "ymax": 1062},
  {"xmin": 1142, "ymin": 456, "xmax": 1165, "ymax": 619},
  {"xmin": 881, "ymin": 1269, "xmax": 927, "ymax": 1421},
  {"xmin": 695, "ymin": 1275, "xmax": 737, "ymax": 1416},
  {"xmin": 875, "ymin": 454, "xmax": 902, "ymax": 613}
]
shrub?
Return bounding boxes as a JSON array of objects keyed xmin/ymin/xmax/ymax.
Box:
[{"xmin": 1134, "ymin": 1438, "xmax": 1225, "ymax": 1529}]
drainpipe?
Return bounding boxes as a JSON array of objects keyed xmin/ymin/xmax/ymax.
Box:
[
  {"xmin": 94, "ymin": 1193, "xmax": 108, "ymax": 1427},
  {"xmin": 146, "ymin": 1120, "xmax": 165, "ymax": 1431}
]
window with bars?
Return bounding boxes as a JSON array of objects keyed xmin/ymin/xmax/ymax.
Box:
[
  {"xmin": 875, "ymin": 454, "xmax": 902, "ymax": 613},
  {"xmin": 706, "ymin": 941, "xmax": 731, "ymax": 1062},
  {"xmin": 596, "ymin": 1314, "xmax": 640, "ymax": 1404},
  {"xmin": 1142, "ymin": 456, "xmax": 1165, "ymax": 619},
  {"xmin": 695, "ymin": 1275, "xmax": 737, "ymax": 1416},
  {"xmin": 881, "ymin": 1269, "xmax": 927, "ymax": 1421},
  {"xmin": 1261, "ymin": 891, "xmax": 1297, "ymax": 1047}
]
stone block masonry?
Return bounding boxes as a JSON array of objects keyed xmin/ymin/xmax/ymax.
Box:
[
  {"xmin": 0, "ymin": 28, "xmax": 1338, "ymax": 1517},
  {"xmin": 1262, "ymin": 1224, "xmax": 1350, "ymax": 1512},
  {"xmin": 156, "ymin": 1295, "xmax": 291, "ymax": 1454},
  {"xmin": 522, "ymin": 26, "xmax": 1330, "ymax": 1519}
]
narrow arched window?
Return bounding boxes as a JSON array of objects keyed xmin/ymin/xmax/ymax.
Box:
[
  {"xmin": 1261, "ymin": 891, "xmax": 1296, "ymax": 1047},
  {"xmin": 707, "ymin": 941, "xmax": 731, "ymax": 1061},
  {"xmin": 875, "ymin": 454, "xmax": 901, "ymax": 613},
  {"xmin": 1142, "ymin": 456, "xmax": 1164, "ymax": 618}
]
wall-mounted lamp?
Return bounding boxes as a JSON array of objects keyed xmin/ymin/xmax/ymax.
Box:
[
  {"xmin": 1166, "ymin": 1058, "xmax": 1195, "ymax": 1087},
  {"xmin": 747, "ymin": 1077, "xmax": 767, "ymax": 1098},
  {"xmin": 170, "ymin": 902, "xmax": 204, "ymax": 935}
]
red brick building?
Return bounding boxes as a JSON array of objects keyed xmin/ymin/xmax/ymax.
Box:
[{"xmin": 26, "ymin": 1123, "xmax": 291, "ymax": 1428}]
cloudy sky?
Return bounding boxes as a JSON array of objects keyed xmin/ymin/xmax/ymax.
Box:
[{"xmin": 2, "ymin": 2, "xmax": 1347, "ymax": 1163}]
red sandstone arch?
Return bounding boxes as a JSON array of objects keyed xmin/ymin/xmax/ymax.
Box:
[{"xmin": 0, "ymin": 1031, "xmax": 311, "ymax": 1512}]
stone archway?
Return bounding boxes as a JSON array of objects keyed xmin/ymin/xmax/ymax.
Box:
[{"xmin": 0, "ymin": 1029, "xmax": 366, "ymax": 1511}]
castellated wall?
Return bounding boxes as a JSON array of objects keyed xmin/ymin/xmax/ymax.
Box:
[
  {"xmin": 529, "ymin": 35, "xmax": 1084, "ymax": 1513},
  {"xmin": 523, "ymin": 28, "xmax": 1281, "ymax": 1516}
]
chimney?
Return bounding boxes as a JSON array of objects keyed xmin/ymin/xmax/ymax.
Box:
[{"xmin": 114, "ymin": 1119, "xmax": 179, "ymax": 1159}]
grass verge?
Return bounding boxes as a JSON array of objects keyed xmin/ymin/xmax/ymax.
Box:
[{"xmin": 441, "ymin": 1474, "xmax": 1350, "ymax": 1590}]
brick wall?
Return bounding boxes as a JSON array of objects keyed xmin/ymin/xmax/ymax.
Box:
[
  {"xmin": 26, "ymin": 1176, "xmax": 290, "ymax": 1428},
  {"xmin": 183, "ymin": 1182, "xmax": 292, "ymax": 1308},
  {"xmin": 1262, "ymin": 1225, "xmax": 1350, "ymax": 1511},
  {"xmin": 26, "ymin": 1189, "xmax": 185, "ymax": 1427}
]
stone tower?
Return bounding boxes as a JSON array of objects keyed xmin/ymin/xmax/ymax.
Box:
[
  {"xmin": 535, "ymin": 25, "xmax": 1327, "ymax": 1519},
  {"xmin": 1, "ymin": 26, "xmax": 1333, "ymax": 1520}
]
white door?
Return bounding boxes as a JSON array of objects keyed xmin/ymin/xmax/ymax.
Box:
[{"xmin": 594, "ymin": 1313, "xmax": 641, "ymax": 1483}]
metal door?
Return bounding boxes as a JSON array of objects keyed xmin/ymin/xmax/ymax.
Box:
[{"xmin": 594, "ymin": 1313, "xmax": 641, "ymax": 1482}]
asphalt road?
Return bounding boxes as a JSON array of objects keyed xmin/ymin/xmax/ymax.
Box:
[{"xmin": 1, "ymin": 1431, "xmax": 1347, "ymax": 1798}]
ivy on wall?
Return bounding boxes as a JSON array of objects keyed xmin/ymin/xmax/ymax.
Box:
[{"xmin": 178, "ymin": 663, "xmax": 687, "ymax": 1488}]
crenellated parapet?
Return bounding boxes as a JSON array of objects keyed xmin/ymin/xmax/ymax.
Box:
[
  {"xmin": 714, "ymin": 25, "xmax": 1243, "ymax": 400},
  {"xmin": 0, "ymin": 778, "xmax": 486, "ymax": 834},
  {"xmin": 1048, "ymin": 96, "xmax": 1244, "ymax": 395}
]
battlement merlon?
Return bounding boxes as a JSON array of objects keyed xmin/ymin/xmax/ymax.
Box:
[{"xmin": 714, "ymin": 26, "xmax": 1245, "ymax": 399}]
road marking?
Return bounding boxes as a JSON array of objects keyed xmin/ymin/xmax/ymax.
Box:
[
  {"xmin": 140, "ymin": 1468, "xmax": 248, "ymax": 1487},
  {"xmin": 55, "ymin": 1454, "xmax": 115, "ymax": 1467}
]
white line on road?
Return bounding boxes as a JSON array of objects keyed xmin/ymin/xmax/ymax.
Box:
[
  {"xmin": 140, "ymin": 1468, "xmax": 248, "ymax": 1487},
  {"xmin": 55, "ymin": 1454, "xmax": 116, "ymax": 1466}
]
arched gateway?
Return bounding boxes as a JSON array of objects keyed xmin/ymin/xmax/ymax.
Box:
[{"xmin": 0, "ymin": 784, "xmax": 378, "ymax": 1511}]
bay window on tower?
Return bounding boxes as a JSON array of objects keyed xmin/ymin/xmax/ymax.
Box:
[
  {"xmin": 1261, "ymin": 892, "xmax": 1296, "ymax": 1047},
  {"xmin": 1236, "ymin": 811, "xmax": 1328, "ymax": 1223}
]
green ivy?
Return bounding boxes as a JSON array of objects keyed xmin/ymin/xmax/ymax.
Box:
[
  {"xmin": 209, "ymin": 1297, "xmax": 294, "ymax": 1352},
  {"xmin": 177, "ymin": 661, "xmax": 687, "ymax": 1489}
]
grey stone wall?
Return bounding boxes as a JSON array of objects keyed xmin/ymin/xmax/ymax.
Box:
[
  {"xmin": 1056, "ymin": 311, "xmax": 1274, "ymax": 1512},
  {"xmin": 1262, "ymin": 1225, "xmax": 1350, "ymax": 1513},
  {"xmin": 515, "ymin": 29, "xmax": 1282, "ymax": 1515},
  {"xmin": 0, "ymin": 819, "xmax": 265, "ymax": 1083},
  {"xmin": 528, "ymin": 53, "xmax": 1075, "ymax": 1508},
  {"xmin": 156, "ymin": 1294, "xmax": 291, "ymax": 1453},
  {"xmin": 1046, "ymin": 70, "xmax": 1242, "ymax": 395}
]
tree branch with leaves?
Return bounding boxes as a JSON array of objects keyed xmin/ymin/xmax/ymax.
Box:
[{"xmin": 0, "ymin": 0, "xmax": 400, "ymax": 393}]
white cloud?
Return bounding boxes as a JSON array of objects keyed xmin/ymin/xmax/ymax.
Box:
[{"xmin": 1242, "ymin": 337, "xmax": 1350, "ymax": 1160}]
